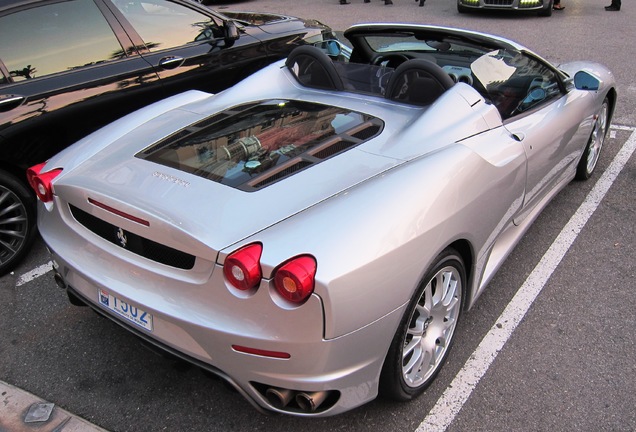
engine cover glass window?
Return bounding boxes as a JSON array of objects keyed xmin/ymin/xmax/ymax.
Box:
[{"xmin": 137, "ymin": 100, "xmax": 383, "ymax": 190}]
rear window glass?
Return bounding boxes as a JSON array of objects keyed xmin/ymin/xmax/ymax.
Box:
[{"xmin": 138, "ymin": 100, "xmax": 383, "ymax": 191}]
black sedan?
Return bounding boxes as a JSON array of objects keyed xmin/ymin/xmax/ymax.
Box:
[{"xmin": 0, "ymin": 0, "xmax": 335, "ymax": 274}]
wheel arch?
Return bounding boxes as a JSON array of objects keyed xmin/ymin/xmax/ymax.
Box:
[
  {"xmin": 605, "ymin": 87, "xmax": 618, "ymax": 126},
  {"xmin": 0, "ymin": 161, "xmax": 29, "ymax": 186},
  {"xmin": 446, "ymin": 239, "xmax": 474, "ymax": 310}
]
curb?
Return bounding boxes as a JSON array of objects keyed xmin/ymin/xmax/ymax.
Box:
[{"xmin": 0, "ymin": 381, "xmax": 108, "ymax": 432}]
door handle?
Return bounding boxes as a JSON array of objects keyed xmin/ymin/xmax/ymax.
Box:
[
  {"xmin": 511, "ymin": 131, "xmax": 525, "ymax": 142},
  {"xmin": 0, "ymin": 94, "xmax": 25, "ymax": 112},
  {"xmin": 158, "ymin": 56, "xmax": 185, "ymax": 70}
]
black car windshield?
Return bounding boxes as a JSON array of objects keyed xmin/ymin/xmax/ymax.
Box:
[{"xmin": 138, "ymin": 100, "xmax": 383, "ymax": 191}]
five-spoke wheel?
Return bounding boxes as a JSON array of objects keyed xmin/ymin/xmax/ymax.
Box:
[{"xmin": 380, "ymin": 248, "xmax": 465, "ymax": 400}]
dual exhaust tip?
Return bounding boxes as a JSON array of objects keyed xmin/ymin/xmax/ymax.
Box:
[{"xmin": 265, "ymin": 387, "xmax": 333, "ymax": 413}]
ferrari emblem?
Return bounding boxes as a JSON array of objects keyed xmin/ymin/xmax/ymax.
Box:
[{"xmin": 116, "ymin": 228, "xmax": 128, "ymax": 248}]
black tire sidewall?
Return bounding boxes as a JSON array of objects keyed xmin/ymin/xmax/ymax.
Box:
[
  {"xmin": 0, "ymin": 171, "xmax": 37, "ymax": 275},
  {"xmin": 379, "ymin": 248, "xmax": 466, "ymax": 401}
]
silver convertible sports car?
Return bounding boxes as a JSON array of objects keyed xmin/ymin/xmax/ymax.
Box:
[{"xmin": 30, "ymin": 24, "xmax": 616, "ymax": 416}]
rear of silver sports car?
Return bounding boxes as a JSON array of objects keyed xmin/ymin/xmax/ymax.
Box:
[
  {"xmin": 29, "ymin": 91, "xmax": 411, "ymax": 416},
  {"xmin": 36, "ymin": 184, "xmax": 403, "ymax": 416}
]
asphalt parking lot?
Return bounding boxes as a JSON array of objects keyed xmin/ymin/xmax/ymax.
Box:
[{"xmin": 2, "ymin": 0, "xmax": 635, "ymax": 431}]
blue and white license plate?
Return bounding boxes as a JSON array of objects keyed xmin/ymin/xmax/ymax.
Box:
[{"xmin": 98, "ymin": 289, "xmax": 153, "ymax": 331}]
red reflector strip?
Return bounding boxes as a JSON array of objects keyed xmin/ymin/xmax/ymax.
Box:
[
  {"xmin": 88, "ymin": 198, "xmax": 150, "ymax": 226},
  {"xmin": 231, "ymin": 345, "xmax": 291, "ymax": 359}
]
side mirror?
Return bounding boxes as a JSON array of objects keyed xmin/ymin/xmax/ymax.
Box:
[
  {"xmin": 313, "ymin": 40, "xmax": 352, "ymax": 60},
  {"xmin": 573, "ymin": 70, "xmax": 600, "ymax": 91},
  {"xmin": 224, "ymin": 21, "xmax": 240, "ymax": 46}
]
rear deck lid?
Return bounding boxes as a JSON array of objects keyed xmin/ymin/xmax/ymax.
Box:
[{"xmin": 55, "ymin": 99, "xmax": 399, "ymax": 256}]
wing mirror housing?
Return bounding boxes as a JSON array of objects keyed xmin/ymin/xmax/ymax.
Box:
[
  {"xmin": 224, "ymin": 21, "xmax": 240, "ymax": 46},
  {"xmin": 573, "ymin": 70, "xmax": 600, "ymax": 91},
  {"xmin": 313, "ymin": 40, "xmax": 352, "ymax": 60}
]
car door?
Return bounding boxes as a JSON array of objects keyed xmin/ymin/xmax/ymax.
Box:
[
  {"xmin": 106, "ymin": 0, "xmax": 268, "ymax": 96},
  {"xmin": 0, "ymin": 0, "xmax": 163, "ymax": 168},
  {"xmin": 471, "ymin": 49, "xmax": 581, "ymax": 222}
]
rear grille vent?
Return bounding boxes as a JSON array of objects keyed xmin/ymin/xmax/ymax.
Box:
[
  {"xmin": 314, "ymin": 140, "xmax": 356, "ymax": 159},
  {"xmin": 69, "ymin": 205, "xmax": 195, "ymax": 270},
  {"xmin": 351, "ymin": 124, "xmax": 382, "ymax": 141},
  {"xmin": 250, "ymin": 161, "xmax": 312, "ymax": 188}
]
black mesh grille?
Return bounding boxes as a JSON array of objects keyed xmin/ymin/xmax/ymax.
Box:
[
  {"xmin": 251, "ymin": 161, "xmax": 312, "ymax": 188},
  {"xmin": 484, "ymin": 0, "xmax": 514, "ymax": 4},
  {"xmin": 351, "ymin": 124, "xmax": 382, "ymax": 141},
  {"xmin": 314, "ymin": 140, "xmax": 356, "ymax": 159},
  {"xmin": 69, "ymin": 205, "xmax": 196, "ymax": 270}
]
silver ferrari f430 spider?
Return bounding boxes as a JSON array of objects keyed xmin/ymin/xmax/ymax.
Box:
[{"xmin": 30, "ymin": 24, "xmax": 616, "ymax": 416}]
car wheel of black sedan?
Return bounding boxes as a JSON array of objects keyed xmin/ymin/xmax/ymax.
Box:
[
  {"xmin": 0, "ymin": 172, "xmax": 37, "ymax": 275},
  {"xmin": 380, "ymin": 248, "xmax": 465, "ymax": 400},
  {"xmin": 576, "ymin": 98, "xmax": 609, "ymax": 180}
]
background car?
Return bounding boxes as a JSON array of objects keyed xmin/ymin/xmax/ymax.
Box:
[
  {"xmin": 0, "ymin": 0, "xmax": 334, "ymax": 274},
  {"xmin": 457, "ymin": 0, "xmax": 554, "ymax": 16},
  {"xmin": 30, "ymin": 24, "xmax": 615, "ymax": 416}
]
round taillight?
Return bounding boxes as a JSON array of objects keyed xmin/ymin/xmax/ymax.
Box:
[
  {"xmin": 223, "ymin": 243, "xmax": 263, "ymax": 291},
  {"xmin": 274, "ymin": 255, "xmax": 316, "ymax": 304},
  {"xmin": 26, "ymin": 163, "xmax": 62, "ymax": 203}
]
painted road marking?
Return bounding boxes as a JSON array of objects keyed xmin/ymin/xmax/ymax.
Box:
[
  {"xmin": 16, "ymin": 261, "xmax": 53, "ymax": 287},
  {"xmin": 416, "ymin": 128, "xmax": 636, "ymax": 431}
]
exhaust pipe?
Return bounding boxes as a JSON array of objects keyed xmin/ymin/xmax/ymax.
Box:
[
  {"xmin": 295, "ymin": 391, "xmax": 329, "ymax": 413},
  {"xmin": 265, "ymin": 387, "xmax": 295, "ymax": 409},
  {"xmin": 53, "ymin": 272, "xmax": 66, "ymax": 289}
]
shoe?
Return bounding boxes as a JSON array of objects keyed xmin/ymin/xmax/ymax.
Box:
[
  {"xmin": 339, "ymin": 0, "xmax": 350, "ymax": 4},
  {"xmin": 553, "ymin": 4, "xmax": 565, "ymax": 10},
  {"xmin": 419, "ymin": 0, "xmax": 425, "ymax": 5},
  {"xmin": 604, "ymin": 5, "xmax": 620, "ymax": 10},
  {"xmin": 364, "ymin": 0, "xmax": 370, "ymax": 2},
  {"xmin": 385, "ymin": 0, "xmax": 393, "ymax": 4}
]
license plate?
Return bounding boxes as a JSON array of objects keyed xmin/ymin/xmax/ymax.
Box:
[{"xmin": 98, "ymin": 289, "xmax": 153, "ymax": 331}]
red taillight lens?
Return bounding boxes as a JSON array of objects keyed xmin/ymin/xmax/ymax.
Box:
[
  {"xmin": 26, "ymin": 163, "xmax": 62, "ymax": 203},
  {"xmin": 274, "ymin": 255, "xmax": 316, "ymax": 304},
  {"xmin": 224, "ymin": 243, "xmax": 263, "ymax": 290}
]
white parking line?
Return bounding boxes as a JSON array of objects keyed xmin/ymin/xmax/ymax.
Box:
[
  {"xmin": 16, "ymin": 261, "xmax": 53, "ymax": 287},
  {"xmin": 416, "ymin": 129, "xmax": 636, "ymax": 432}
]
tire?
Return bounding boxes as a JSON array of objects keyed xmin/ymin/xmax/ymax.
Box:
[
  {"xmin": 576, "ymin": 98, "xmax": 609, "ymax": 180},
  {"xmin": 538, "ymin": 0, "xmax": 553, "ymax": 16},
  {"xmin": 457, "ymin": 4, "xmax": 470, "ymax": 13},
  {"xmin": 0, "ymin": 171, "xmax": 37, "ymax": 275},
  {"xmin": 380, "ymin": 248, "xmax": 465, "ymax": 401}
]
